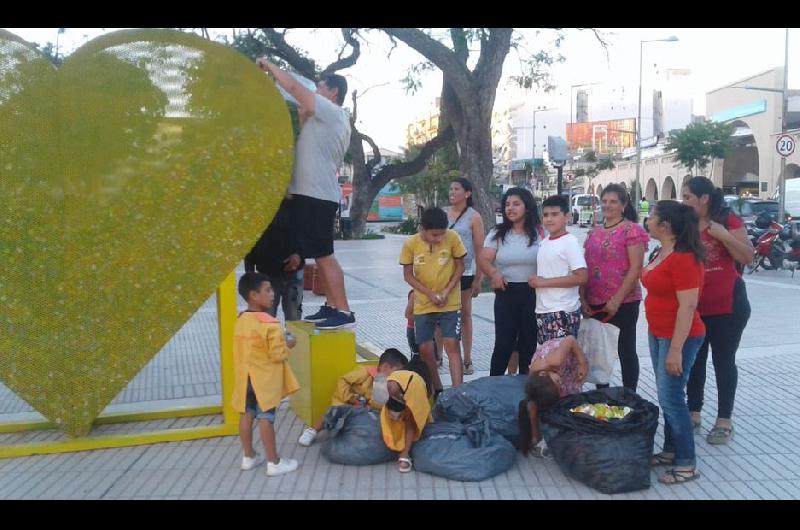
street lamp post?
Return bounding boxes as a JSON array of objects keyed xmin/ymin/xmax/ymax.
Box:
[
  {"xmin": 780, "ymin": 28, "xmax": 789, "ymax": 223},
  {"xmin": 634, "ymin": 36, "xmax": 679, "ymax": 209}
]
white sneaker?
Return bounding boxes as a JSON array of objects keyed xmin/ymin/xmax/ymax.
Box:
[
  {"xmin": 240, "ymin": 453, "xmax": 264, "ymax": 471},
  {"xmin": 267, "ymin": 458, "xmax": 299, "ymax": 476},
  {"xmin": 298, "ymin": 427, "xmax": 318, "ymax": 447}
]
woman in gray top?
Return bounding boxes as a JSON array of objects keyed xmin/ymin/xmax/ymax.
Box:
[
  {"xmin": 447, "ymin": 178, "xmax": 485, "ymax": 376},
  {"xmin": 478, "ymin": 187, "xmax": 542, "ymax": 376}
]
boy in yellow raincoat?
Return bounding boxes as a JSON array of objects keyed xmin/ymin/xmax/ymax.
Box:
[
  {"xmin": 298, "ymin": 348, "xmax": 409, "ymax": 446},
  {"xmin": 232, "ymin": 272, "xmax": 300, "ymax": 476},
  {"xmin": 381, "ymin": 368, "xmax": 432, "ymax": 473}
]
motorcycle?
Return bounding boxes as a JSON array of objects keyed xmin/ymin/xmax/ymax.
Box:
[{"xmin": 746, "ymin": 216, "xmax": 800, "ymax": 274}]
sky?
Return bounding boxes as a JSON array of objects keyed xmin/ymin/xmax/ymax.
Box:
[{"xmin": 4, "ymin": 27, "xmax": 798, "ymax": 154}]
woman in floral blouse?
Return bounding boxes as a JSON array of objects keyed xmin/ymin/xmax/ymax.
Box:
[{"xmin": 580, "ymin": 184, "xmax": 649, "ymax": 391}]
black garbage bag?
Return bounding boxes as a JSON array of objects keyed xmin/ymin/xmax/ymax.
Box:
[
  {"xmin": 433, "ymin": 375, "xmax": 527, "ymax": 446},
  {"xmin": 540, "ymin": 387, "xmax": 660, "ymax": 494},
  {"xmin": 320, "ymin": 406, "xmax": 396, "ymax": 465},
  {"xmin": 411, "ymin": 420, "xmax": 516, "ymax": 482}
]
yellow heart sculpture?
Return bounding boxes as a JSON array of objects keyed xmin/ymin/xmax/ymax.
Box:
[{"xmin": 0, "ymin": 29, "xmax": 294, "ymax": 437}]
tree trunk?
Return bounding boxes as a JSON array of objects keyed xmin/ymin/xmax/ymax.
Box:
[{"xmin": 348, "ymin": 124, "xmax": 454, "ymax": 239}]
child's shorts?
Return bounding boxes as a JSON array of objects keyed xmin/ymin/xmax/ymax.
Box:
[
  {"xmin": 415, "ymin": 310, "xmax": 460, "ymax": 345},
  {"xmin": 245, "ymin": 380, "xmax": 276, "ymax": 423},
  {"xmin": 536, "ymin": 309, "xmax": 581, "ymax": 345}
]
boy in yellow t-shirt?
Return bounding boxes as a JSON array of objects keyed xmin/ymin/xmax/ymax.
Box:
[
  {"xmin": 399, "ymin": 207, "xmax": 467, "ymax": 397},
  {"xmin": 232, "ymin": 272, "xmax": 300, "ymax": 477},
  {"xmin": 296, "ymin": 348, "xmax": 409, "ymax": 447}
]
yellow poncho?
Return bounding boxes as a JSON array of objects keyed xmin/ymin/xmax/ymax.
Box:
[
  {"xmin": 332, "ymin": 365, "xmax": 381, "ymax": 410},
  {"xmin": 380, "ymin": 370, "xmax": 431, "ymax": 452},
  {"xmin": 230, "ymin": 311, "xmax": 300, "ymax": 413}
]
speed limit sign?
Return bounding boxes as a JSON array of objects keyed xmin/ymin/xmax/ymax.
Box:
[{"xmin": 776, "ymin": 134, "xmax": 796, "ymax": 157}]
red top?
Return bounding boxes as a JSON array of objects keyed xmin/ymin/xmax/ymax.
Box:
[
  {"xmin": 698, "ymin": 211, "xmax": 743, "ymax": 316},
  {"xmin": 641, "ymin": 251, "xmax": 706, "ymax": 339}
]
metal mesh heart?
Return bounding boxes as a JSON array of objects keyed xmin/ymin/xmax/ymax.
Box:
[{"xmin": 0, "ymin": 29, "xmax": 294, "ymax": 436}]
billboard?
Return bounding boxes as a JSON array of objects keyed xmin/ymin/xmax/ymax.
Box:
[{"xmin": 566, "ymin": 118, "xmax": 636, "ymax": 155}]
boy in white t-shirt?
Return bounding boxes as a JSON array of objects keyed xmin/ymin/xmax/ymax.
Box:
[{"xmin": 528, "ymin": 195, "xmax": 588, "ymax": 344}]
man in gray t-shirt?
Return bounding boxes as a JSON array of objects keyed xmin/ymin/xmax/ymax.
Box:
[{"xmin": 257, "ymin": 58, "xmax": 354, "ymax": 330}]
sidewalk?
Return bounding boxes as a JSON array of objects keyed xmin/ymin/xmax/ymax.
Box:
[{"xmin": 2, "ymin": 230, "xmax": 800, "ymax": 499}]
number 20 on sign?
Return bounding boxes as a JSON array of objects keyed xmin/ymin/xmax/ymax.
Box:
[{"xmin": 776, "ymin": 134, "xmax": 796, "ymax": 157}]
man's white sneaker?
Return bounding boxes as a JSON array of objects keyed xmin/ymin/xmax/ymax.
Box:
[
  {"xmin": 298, "ymin": 427, "xmax": 318, "ymax": 447},
  {"xmin": 267, "ymin": 458, "xmax": 299, "ymax": 476},
  {"xmin": 241, "ymin": 453, "xmax": 264, "ymax": 471}
]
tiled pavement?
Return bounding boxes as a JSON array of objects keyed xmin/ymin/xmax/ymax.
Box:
[{"xmin": 2, "ymin": 228, "xmax": 800, "ymax": 499}]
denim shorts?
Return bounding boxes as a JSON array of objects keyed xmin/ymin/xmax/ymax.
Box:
[
  {"xmin": 414, "ymin": 310, "xmax": 460, "ymax": 344},
  {"xmin": 245, "ymin": 380, "xmax": 276, "ymax": 423}
]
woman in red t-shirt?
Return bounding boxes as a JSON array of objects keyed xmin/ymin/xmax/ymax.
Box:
[
  {"xmin": 642, "ymin": 201, "xmax": 706, "ymax": 485},
  {"xmin": 682, "ymin": 176, "xmax": 754, "ymax": 445}
]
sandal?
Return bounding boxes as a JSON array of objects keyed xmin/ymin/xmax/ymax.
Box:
[
  {"xmin": 463, "ymin": 361, "xmax": 474, "ymax": 375},
  {"xmin": 651, "ymin": 452, "xmax": 675, "ymax": 467},
  {"xmin": 658, "ymin": 467, "xmax": 699, "ymax": 485},
  {"xmin": 706, "ymin": 425, "xmax": 733, "ymax": 445},
  {"xmin": 398, "ymin": 457, "xmax": 413, "ymax": 473}
]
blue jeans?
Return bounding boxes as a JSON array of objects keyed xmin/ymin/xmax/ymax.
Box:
[{"xmin": 648, "ymin": 334, "xmax": 705, "ymax": 467}]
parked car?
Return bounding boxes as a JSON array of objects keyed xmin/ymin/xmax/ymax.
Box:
[{"xmin": 723, "ymin": 197, "xmax": 788, "ymax": 225}]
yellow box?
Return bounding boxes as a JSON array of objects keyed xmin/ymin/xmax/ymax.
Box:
[{"xmin": 287, "ymin": 322, "xmax": 377, "ymax": 427}]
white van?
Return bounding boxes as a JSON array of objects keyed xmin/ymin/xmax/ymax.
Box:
[
  {"xmin": 570, "ymin": 194, "xmax": 601, "ymax": 225},
  {"xmin": 784, "ymin": 178, "xmax": 800, "ymax": 220}
]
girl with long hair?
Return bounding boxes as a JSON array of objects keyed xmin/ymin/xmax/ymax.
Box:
[
  {"xmin": 447, "ymin": 177, "xmax": 485, "ymax": 376},
  {"xmin": 477, "ymin": 187, "xmax": 543, "ymax": 376},
  {"xmin": 681, "ymin": 176, "xmax": 753, "ymax": 444}
]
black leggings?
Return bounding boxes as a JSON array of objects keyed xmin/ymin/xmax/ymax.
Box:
[
  {"xmin": 490, "ymin": 283, "xmax": 537, "ymax": 376},
  {"xmin": 687, "ymin": 277, "xmax": 751, "ymax": 419},
  {"xmin": 590, "ymin": 301, "xmax": 641, "ymax": 391}
]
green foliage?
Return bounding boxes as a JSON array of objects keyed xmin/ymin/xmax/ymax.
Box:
[
  {"xmin": 584, "ymin": 150, "xmax": 597, "ymax": 162},
  {"xmin": 384, "ymin": 216, "xmax": 420, "ymax": 235},
  {"xmin": 508, "ymin": 30, "xmax": 566, "ymax": 92},
  {"xmin": 360, "ymin": 230, "xmax": 386, "ymax": 240},
  {"xmin": 596, "ymin": 158, "xmax": 615, "ymax": 171},
  {"xmin": 666, "ymin": 120, "xmax": 734, "ymax": 174},
  {"xmin": 397, "ymin": 146, "xmax": 460, "ymax": 209}
]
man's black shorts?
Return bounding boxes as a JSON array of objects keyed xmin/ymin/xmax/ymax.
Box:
[{"xmin": 291, "ymin": 194, "xmax": 338, "ymax": 259}]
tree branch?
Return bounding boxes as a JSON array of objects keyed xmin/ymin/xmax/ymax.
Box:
[
  {"xmin": 320, "ymin": 28, "xmax": 361, "ymax": 76},
  {"xmin": 370, "ymin": 126, "xmax": 455, "ymax": 193},
  {"xmin": 380, "ymin": 28, "xmax": 473, "ymax": 101},
  {"xmin": 258, "ymin": 28, "xmax": 318, "ymax": 79},
  {"xmin": 359, "ymin": 131, "xmax": 383, "ymax": 175},
  {"xmin": 578, "ymin": 28, "xmax": 610, "ymax": 62}
]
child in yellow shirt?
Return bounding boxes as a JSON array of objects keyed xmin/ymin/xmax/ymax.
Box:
[
  {"xmin": 232, "ymin": 272, "xmax": 300, "ymax": 476},
  {"xmin": 297, "ymin": 348, "xmax": 409, "ymax": 446},
  {"xmin": 400, "ymin": 207, "xmax": 467, "ymax": 398},
  {"xmin": 381, "ymin": 367, "xmax": 433, "ymax": 473}
]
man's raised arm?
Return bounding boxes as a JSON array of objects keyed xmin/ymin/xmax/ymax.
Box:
[{"xmin": 256, "ymin": 58, "xmax": 316, "ymax": 114}]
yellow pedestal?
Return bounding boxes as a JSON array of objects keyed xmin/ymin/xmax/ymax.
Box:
[{"xmin": 287, "ymin": 322, "xmax": 376, "ymax": 427}]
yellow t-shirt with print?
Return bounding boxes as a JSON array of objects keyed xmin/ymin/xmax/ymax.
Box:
[{"xmin": 399, "ymin": 229, "xmax": 467, "ymax": 315}]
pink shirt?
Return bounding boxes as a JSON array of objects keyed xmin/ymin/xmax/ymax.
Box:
[
  {"xmin": 583, "ymin": 221, "xmax": 649, "ymax": 307},
  {"xmin": 532, "ymin": 338, "xmax": 582, "ymax": 397}
]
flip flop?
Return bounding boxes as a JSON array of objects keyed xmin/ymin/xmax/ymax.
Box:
[
  {"xmin": 398, "ymin": 457, "xmax": 413, "ymax": 473},
  {"xmin": 707, "ymin": 425, "xmax": 733, "ymax": 445},
  {"xmin": 658, "ymin": 468, "xmax": 700, "ymax": 485}
]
